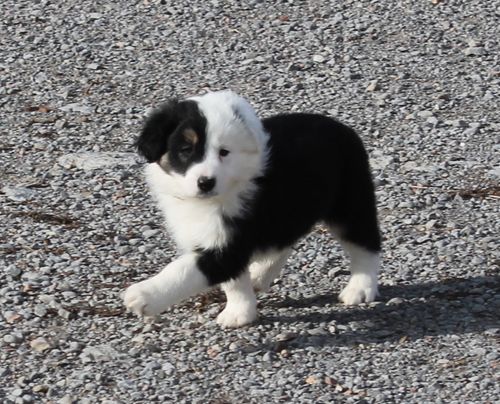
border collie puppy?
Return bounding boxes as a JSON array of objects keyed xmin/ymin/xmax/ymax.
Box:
[{"xmin": 123, "ymin": 90, "xmax": 381, "ymax": 328}]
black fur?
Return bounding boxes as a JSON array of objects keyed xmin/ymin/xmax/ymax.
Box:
[
  {"xmin": 136, "ymin": 100, "xmax": 207, "ymax": 168},
  {"xmin": 195, "ymin": 113, "xmax": 381, "ymax": 286}
]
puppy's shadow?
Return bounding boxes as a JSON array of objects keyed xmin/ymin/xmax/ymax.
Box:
[{"xmin": 258, "ymin": 275, "xmax": 499, "ymax": 348}]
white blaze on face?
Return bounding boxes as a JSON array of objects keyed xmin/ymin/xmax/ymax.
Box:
[{"xmin": 180, "ymin": 90, "xmax": 269, "ymax": 201}]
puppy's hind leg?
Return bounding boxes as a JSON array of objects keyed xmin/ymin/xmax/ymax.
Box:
[
  {"xmin": 338, "ymin": 241, "xmax": 380, "ymax": 305},
  {"xmin": 249, "ymin": 248, "xmax": 291, "ymax": 293},
  {"xmin": 217, "ymin": 271, "xmax": 258, "ymax": 328},
  {"xmin": 329, "ymin": 226, "xmax": 381, "ymax": 305}
]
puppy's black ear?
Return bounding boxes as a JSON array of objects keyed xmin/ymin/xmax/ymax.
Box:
[{"xmin": 135, "ymin": 100, "xmax": 180, "ymax": 162}]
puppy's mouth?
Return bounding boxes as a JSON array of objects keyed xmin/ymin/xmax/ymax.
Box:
[{"xmin": 196, "ymin": 191, "xmax": 218, "ymax": 199}]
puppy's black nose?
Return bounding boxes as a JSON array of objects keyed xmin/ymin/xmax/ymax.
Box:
[{"xmin": 197, "ymin": 176, "xmax": 216, "ymax": 193}]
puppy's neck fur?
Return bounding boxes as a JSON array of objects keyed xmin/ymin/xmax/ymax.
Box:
[{"xmin": 145, "ymin": 163, "xmax": 259, "ymax": 251}]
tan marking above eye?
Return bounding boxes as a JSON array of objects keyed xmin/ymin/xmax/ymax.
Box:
[{"xmin": 183, "ymin": 129, "xmax": 199, "ymax": 145}]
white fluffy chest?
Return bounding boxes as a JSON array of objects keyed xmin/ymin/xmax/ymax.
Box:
[
  {"xmin": 161, "ymin": 196, "xmax": 229, "ymax": 251},
  {"xmin": 145, "ymin": 163, "xmax": 235, "ymax": 251}
]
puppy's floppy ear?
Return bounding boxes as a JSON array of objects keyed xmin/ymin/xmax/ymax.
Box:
[{"xmin": 135, "ymin": 100, "xmax": 180, "ymax": 163}]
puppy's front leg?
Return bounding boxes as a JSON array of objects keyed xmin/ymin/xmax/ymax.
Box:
[{"xmin": 123, "ymin": 254, "xmax": 209, "ymax": 318}]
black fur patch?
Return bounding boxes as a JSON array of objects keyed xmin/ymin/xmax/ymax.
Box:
[
  {"xmin": 195, "ymin": 113, "xmax": 381, "ymax": 286},
  {"xmin": 136, "ymin": 100, "xmax": 207, "ymax": 174}
]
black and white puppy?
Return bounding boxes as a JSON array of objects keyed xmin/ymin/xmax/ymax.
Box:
[{"xmin": 123, "ymin": 90, "xmax": 381, "ymax": 328}]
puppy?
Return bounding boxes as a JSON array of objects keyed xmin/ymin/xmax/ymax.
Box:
[{"xmin": 123, "ymin": 90, "xmax": 381, "ymax": 328}]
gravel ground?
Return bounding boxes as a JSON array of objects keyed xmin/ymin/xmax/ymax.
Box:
[{"xmin": 1, "ymin": 0, "xmax": 499, "ymax": 403}]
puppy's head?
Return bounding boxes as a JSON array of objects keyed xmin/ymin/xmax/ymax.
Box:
[{"xmin": 136, "ymin": 90, "xmax": 268, "ymax": 200}]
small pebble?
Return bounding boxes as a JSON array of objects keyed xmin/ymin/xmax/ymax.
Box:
[{"xmin": 30, "ymin": 337, "xmax": 51, "ymax": 352}]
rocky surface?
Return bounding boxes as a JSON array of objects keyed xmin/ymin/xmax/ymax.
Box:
[{"xmin": 1, "ymin": 0, "xmax": 499, "ymax": 403}]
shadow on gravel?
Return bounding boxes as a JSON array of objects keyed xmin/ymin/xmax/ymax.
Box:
[{"xmin": 261, "ymin": 275, "xmax": 500, "ymax": 348}]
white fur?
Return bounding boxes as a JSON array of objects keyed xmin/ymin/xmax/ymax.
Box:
[
  {"xmin": 217, "ymin": 271, "xmax": 257, "ymax": 328},
  {"xmin": 123, "ymin": 254, "xmax": 209, "ymax": 317},
  {"xmin": 145, "ymin": 163, "xmax": 231, "ymax": 251},
  {"xmin": 249, "ymin": 249, "xmax": 292, "ymax": 292},
  {"xmin": 189, "ymin": 91, "xmax": 269, "ymax": 161},
  {"xmin": 338, "ymin": 241, "xmax": 380, "ymax": 305}
]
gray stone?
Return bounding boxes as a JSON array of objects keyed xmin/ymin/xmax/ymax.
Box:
[
  {"xmin": 59, "ymin": 103, "xmax": 95, "ymax": 114},
  {"xmin": 57, "ymin": 152, "xmax": 138, "ymax": 171},
  {"xmin": 275, "ymin": 332, "xmax": 297, "ymax": 342},
  {"xmin": 6, "ymin": 265, "xmax": 22, "ymax": 278},
  {"xmin": 417, "ymin": 110, "xmax": 434, "ymax": 118},
  {"xmin": 4, "ymin": 333, "xmax": 23, "ymax": 344},
  {"xmin": 464, "ymin": 47, "xmax": 486, "ymax": 56},
  {"xmin": 79, "ymin": 345, "xmax": 120, "ymax": 363},
  {"xmin": 366, "ymin": 80, "xmax": 379, "ymax": 92},
  {"xmin": 2, "ymin": 186, "xmax": 37, "ymax": 202},
  {"xmin": 58, "ymin": 396, "xmax": 75, "ymax": 404},
  {"xmin": 33, "ymin": 305, "xmax": 48, "ymax": 317},
  {"xmin": 142, "ymin": 229, "xmax": 160, "ymax": 239},
  {"xmin": 262, "ymin": 352, "xmax": 273, "ymax": 362},
  {"xmin": 312, "ymin": 54, "xmax": 325, "ymax": 63},
  {"xmin": 29, "ymin": 337, "xmax": 51, "ymax": 352},
  {"xmin": 386, "ymin": 297, "xmax": 406, "ymax": 305}
]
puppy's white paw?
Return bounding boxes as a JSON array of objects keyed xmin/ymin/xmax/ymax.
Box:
[
  {"xmin": 216, "ymin": 303, "xmax": 257, "ymax": 328},
  {"xmin": 339, "ymin": 274, "xmax": 378, "ymax": 305},
  {"xmin": 123, "ymin": 281, "xmax": 165, "ymax": 317}
]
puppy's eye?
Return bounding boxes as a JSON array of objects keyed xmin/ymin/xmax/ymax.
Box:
[
  {"xmin": 178, "ymin": 145, "xmax": 193, "ymax": 160},
  {"xmin": 180, "ymin": 145, "xmax": 192, "ymax": 154},
  {"xmin": 219, "ymin": 148, "xmax": 230, "ymax": 157}
]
